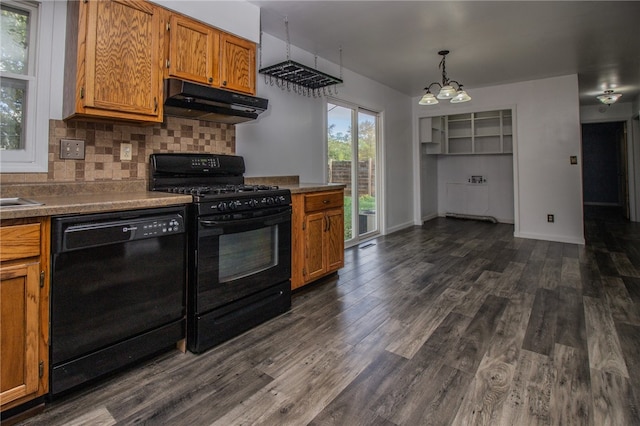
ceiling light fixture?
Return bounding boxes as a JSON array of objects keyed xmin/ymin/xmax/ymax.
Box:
[
  {"xmin": 419, "ymin": 50, "xmax": 471, "ymax": 105},
  {"xmin": 596, "ymin": 89, "xmax": 622, "ymax": 105}
]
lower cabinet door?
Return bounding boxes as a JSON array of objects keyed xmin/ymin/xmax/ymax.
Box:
[
  {"xmin": 325, "ymin": 209, "xmax": 345, "ymax": 272},
  {"xmin": 0, "ymin": 262, "xmax": 41, "ymax": 406},
  {"xmin": 304, "ymin": 212, "xmax": 326, "ymax": 282}
]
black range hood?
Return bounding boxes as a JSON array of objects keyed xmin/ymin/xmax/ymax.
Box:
[{"xmin": 163, "ymin": 78, "xmax": 268, "ymax": 124}]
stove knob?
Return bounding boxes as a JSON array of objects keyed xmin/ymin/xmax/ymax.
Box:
[
  {"xmin": 274, "ymin": 196, "xmax": 283, "ymax": 204},
  {"xmin": 217, "ymin": 202, "xmax": 227, "ymax": 211},
  {"xmin": 266, "ymin": 197, "xmax": 275, "ymax": 205},
  {"xmin": 228, "ymin": 201, "xmax": 238, "ymax": 210},
  {"xmin": 248, "ymin": 199, "xmax": 258, "ymax": 208}
]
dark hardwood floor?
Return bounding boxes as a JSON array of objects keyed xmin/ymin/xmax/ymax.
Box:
[{"xmin": 15, "ymin": 207, "xmax": 640, "ymax": 425}]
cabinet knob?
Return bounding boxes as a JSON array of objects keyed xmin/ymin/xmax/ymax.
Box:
[
  {"xmin": 222, "ymin": 80, "xmax": 227, "ymax": 86},
  {"xmin": 209, "ymin": 77, "xmax": 213, "ymax": 83}
]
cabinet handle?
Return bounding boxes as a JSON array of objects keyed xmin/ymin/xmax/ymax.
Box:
[
  {"xmin": 154, "ymin": 97, "xmax": 158, "ymax": 112},
  {"xmin": 166, "ymin": 59, "xmax": 170, "ymax": 69},
  {"xmin": 323, "ymin": 200, "xmax": 330, "ymax": 204}
]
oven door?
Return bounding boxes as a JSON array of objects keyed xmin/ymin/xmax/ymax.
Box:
[{"xmin": 193, "ymin": 205, "xmax": 291, "ymax": 314}]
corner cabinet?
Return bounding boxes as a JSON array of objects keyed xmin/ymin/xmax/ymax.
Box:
[
  {"xmin": 291, "ymin": 190, "xmax": 345, "ymax": 290},
  {"xmin": 0, "ymin": 218, "xmax": 50, "ymax": 413},
  {"xmin": 64, "ymin": 0, "xmax": 164, "ymax": 123},
  {"xmin": 421, "ymin": 109, "xmax": 513, "ymax": 155}
]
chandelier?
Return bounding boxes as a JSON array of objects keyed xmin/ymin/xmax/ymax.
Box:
[
  {"xmin": 596, "ymin": 89, "xmax": 622, "ymax": 105},
  {"xmin": 418, "ymin": 50, "xmax": 471, "ymax": 105}
]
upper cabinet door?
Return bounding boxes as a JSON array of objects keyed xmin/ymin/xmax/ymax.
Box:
[
  {"xmin": 167, "ymin": 14, "xmax": 220, "ymax": 86},
  {"xmin": 81, "ymin": 0, "xmax": 162, "ymax": 120},
  {"xmin": 220, "ymin": 33, "xmax": 256, "ymax": 95}
]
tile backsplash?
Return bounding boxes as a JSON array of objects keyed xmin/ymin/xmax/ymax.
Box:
[{"xmin": 1, "ymin": 117, "xmax": 235, "ymax": 184}]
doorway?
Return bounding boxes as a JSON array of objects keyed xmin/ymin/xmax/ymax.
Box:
[{"xmin": 581, "ymin": 121, "xmax": 629, "ymax": 220}]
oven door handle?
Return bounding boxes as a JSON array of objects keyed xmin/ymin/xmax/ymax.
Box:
[{"xmin": 199, "ymin": 212, "xmax": 291, "ymax": 229}]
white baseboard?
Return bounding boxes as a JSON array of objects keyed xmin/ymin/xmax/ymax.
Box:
[
  {"xmin": 385, "ymin": 220, "xmax": 416, "ymax": 235},
  {"xmin": 421, "ymin": 213, "xmax": 439, "ymax": 223},
  {"xmin": 514, "ymin": 231, "xmax": 585, "ymax": 245}
]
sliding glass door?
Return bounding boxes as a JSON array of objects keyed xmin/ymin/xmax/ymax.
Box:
[{"xmin": 327, "ymin": 100, "xmax": 380, "ymax": 246}]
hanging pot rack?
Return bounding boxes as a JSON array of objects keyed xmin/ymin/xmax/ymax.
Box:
[{"xmin": 259, "ymin": 17, "xmax": 343, "ymax": 97}]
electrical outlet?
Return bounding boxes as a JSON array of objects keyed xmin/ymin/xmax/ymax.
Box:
[
  {"xmin": 547, "ymin": 214, "xmax": 555, "ymax": 223},
  {"xmin": 120, "ymin": 143, "xmax": 132, "ymax": 161},
  {"xmin": 60, "ymin": 139, "xmax": 85, "ymax": 159}
]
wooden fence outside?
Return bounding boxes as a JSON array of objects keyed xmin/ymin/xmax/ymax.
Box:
[{"xmin": 328, "ymin": 159, "xmax": 376, "ymax": 198}]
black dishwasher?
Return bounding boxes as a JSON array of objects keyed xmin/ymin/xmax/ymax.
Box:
[{"xmin": 50, "ymin": 206, "xmax": 187, "ymax": 395}]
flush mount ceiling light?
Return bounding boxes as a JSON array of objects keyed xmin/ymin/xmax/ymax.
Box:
[
  {"xmin": 419, "ymin": 50, "xmax": 471, "ymax": 106},
  {"xmin": 596, "ymin": 89, "xmax": 622, "ymax": 105}
]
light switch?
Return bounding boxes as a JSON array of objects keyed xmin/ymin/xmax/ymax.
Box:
[
  {"xmin": 60, "ymin": 139, "xmax": 85, "ymax": 159},
  {"xmin": 570, "ymin": 156, "xmax": 578, "ymax": 165}
]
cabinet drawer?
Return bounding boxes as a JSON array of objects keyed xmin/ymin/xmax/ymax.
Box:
[
  {"xmin": 0, "ymin": 224, "xmax": 41, "ymax": 262},
  {"xmin": 304, "ymin": 191, "xmax": 344, "ymax": 213}
]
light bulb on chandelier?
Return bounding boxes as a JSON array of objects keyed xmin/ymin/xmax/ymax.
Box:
[{"xmin": 419, "ymin": 50, "xmax": 471, "ymax": 106}]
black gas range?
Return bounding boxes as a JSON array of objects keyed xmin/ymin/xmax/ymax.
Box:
[{"xmin": 150, "ymin": 153, "xmax": 292, "ymax": 353}]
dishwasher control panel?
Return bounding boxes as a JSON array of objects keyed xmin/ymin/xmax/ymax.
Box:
[
  {"xmin": 140, "ymin": 216, "xmax": 183, "ymax": 237},
  {"xmin": 54, "ymin": 207, "xmax": 186, "ymax": 252}
]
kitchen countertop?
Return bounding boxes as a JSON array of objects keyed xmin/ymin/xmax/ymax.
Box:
[
  {"xmin": 243, "ymin": 177, "xmax": 346, "ymax": 194},
  {"xmin": 0, "ymin": 181, "xmax": 192, "ymax": 220},
  {"xmin": 0, "ymin": 192, "xmax": 193, "ymax": 220},
  {"xmin": 281, "ymin": 183, "xmax": 346, "ymax": 194},
  {"xmin": 0, "ymin": 180, "xmax": 345, "ymax": 220}
]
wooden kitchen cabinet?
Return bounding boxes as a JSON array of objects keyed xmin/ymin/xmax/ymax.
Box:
[
  {"xmin": 64, "ymin": 0, "xmax": 164, "ymax": 123},
  {"xmin": 166, "ymin": 13, "xmax": 220, "ymax": 87},
  {"xmin": 165, "ymin": 14, "xmax": 257, "ymax": 95},
  {"xmin": 0, "ymin": 219, "xmax": 50, "ymax": 413},
  {"xmin": 291, "ymin": 190, "xmax": 345, "ymax": 290},
  {"xmin": 220, "ymin": 33, "xmax": 256, "ymax": 95}
]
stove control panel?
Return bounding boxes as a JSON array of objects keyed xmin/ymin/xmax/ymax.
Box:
[
  {"xmin": 213, "ymin": 195, "xmax": 289, "ymax": 212},
  {"xmin": 190, "ymin": 157, "xmax": 220, "ymax": 169}
]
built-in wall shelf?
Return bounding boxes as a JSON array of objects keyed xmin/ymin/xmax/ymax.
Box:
[{"xmin": 420, "ymin": 109, "xmax": 513, "ymax": 155}]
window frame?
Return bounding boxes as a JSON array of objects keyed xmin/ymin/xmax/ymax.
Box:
[{"xmin": 1, "ymin": 0, "xmax": 53, "ymax": 173}]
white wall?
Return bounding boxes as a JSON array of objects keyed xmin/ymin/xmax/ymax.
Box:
[
  {"xmin": 437, "ymin": 155, "xmax": 514, "ymax": 223},
  {"xmin": 419, "ymin": 152, "xmax": 438, "ymax": 220},
  {"xmin": 237, "ymin": 33, "xmax": 414, "ymax": 234},
  {"xmin": 414, "ymin": 74, "xmax": 585, "ymax": 244}
]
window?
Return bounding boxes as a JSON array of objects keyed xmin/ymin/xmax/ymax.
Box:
[
  {"xmin": 327, "ymin": 100, "xmax": 381, "ymax": 246},
  {"xmin": 1, "ymin": 0, "xmax": 52, "ymax": 172}
]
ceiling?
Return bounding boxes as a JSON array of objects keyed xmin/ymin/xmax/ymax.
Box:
[{"xmin": 250, "ymin": 1, "xmax": 640, "ymax": 106}]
